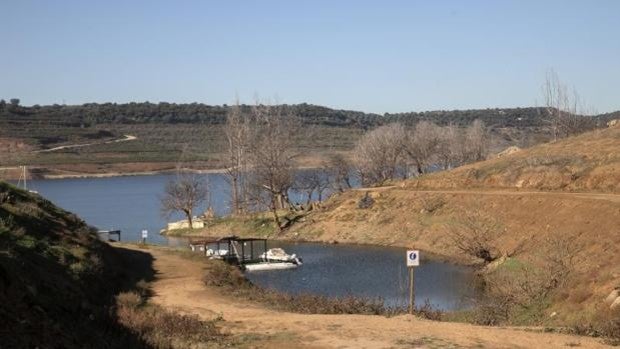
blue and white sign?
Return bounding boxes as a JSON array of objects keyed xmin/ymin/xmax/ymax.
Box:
[{"xmin": 406, "ymin": 250, "xmax": 420, "ymax": 267}]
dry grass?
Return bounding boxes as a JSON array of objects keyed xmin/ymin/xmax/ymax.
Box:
[
  {"xmin": 115, "ymin": 288, "xmax": 225, "ymax": 348},
  {"xmin": 406, "ymin": 126, "xmax": 620, "ymax": 192},
  {"xmin": 569, "ymin": 308, "xmax": 620, "ymax": 346}
]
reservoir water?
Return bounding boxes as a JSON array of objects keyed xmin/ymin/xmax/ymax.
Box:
[{"xmin": 20, "ymin": 174, "xmax": 477, "ymax": 310}]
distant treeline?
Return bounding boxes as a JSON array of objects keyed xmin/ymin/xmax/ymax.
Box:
[{"xmin": 0, "ymin": 99, "xmax": 615, "ymax": 129}]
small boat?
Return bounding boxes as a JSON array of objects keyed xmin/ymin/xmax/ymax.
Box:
[
  {"xmin": 244, "ymin": 261, "xmax": 300, "ymax": 271},
  {"xmin": 188, "ymin": 236, "xmax": 302, "ymax": 271},
  {"xmin": 260, "ymin": 248, "xmax": 302, "ymax": 264}
]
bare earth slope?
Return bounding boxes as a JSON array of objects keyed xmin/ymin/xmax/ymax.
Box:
[
  {"xmin": 408, "ymin": 126, "xmax": 620, "ymax": 192},
  {"xmin": 136, "ymin": 246, "xmax": 609, "ymax": 349}
]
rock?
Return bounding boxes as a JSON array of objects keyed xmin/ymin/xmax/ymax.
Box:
[
  {"xmin": 550, "ymin": 311, "xmax": 557, "ymax": 318},
  {"xmin": 605, "ymin": 288, "xmax": 620, "ymax": 304},
  {"xmin": 611, "ymin": 297, "xmax": 620, "ymax": 311},
  {"xmin": 497, "ymin": 146, "xmax": 521, "ymax": 158},
  {"xmin": 607, "ymin": 119, "xmax": 619, "ymax": 128}
]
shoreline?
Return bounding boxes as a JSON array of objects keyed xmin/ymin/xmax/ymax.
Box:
[
  {"xmin": 0, "ymin": 164, "xmax": 324, "ymax": 180},
  {"xmin": 160, "ymin": 229, "xmax": 473, "ymax": 266}
]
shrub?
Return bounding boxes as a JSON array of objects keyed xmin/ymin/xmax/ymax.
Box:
[
  {"xmin": 358, "ymin": 192, "xmax": 375, "ymax": 209},
  {"xmin": 420, "ymin": 196, "xmax": 445, "ymax": 214}
]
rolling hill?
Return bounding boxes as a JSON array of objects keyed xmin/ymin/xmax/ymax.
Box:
[{"xmin": 1, "ymin": 102, "xmax": 615, "ymax": 177}]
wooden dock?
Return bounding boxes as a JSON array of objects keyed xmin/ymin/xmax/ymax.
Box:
[{"xmin": 98, "ymin": 230, "xmax": 121, "ymax": 241}]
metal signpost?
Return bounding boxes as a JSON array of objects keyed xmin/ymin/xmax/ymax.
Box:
[
  {"xmin": 141, "ymin": 229, "xmax": 148, "ymax": 244},
  {"xmin": 406, "ymin": 250, "xmax": 420, "ymax": 314}
]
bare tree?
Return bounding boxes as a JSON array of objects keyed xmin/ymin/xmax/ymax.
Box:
[
  {"xmin": 353, "ymin": 123, "xmax": 407, "ymax": 185},
  {"xmin": 405, "ymin": 121, "xmax": 441, "ymax": 175},
  {"xmin": 161, "ymin": 172, "xmax": 209, "ymax": 229},
  {"xmin": 223, "ymin": 100, "xmax": 251, "ymax": 215},
  {"xmin": 247, "ymin": 103, "xmax": 303, "ymax": 231},
  {"xmin": 435, "ymin": 124, "xmax": 463, "ymax": 170},
  {"xmin": 542, "ymin": 69, "xmax": 595, "ymax": 140},
  {"xmin": 326, "ymin": 153, "xmax": 352, "ymax": 192},
  {"xmin": 463, "ymin": 119, "xmax": 488, "ymax": 162},
  {"xmin": 294, "ymin": 169, "xmax": 331, "ymax": 205}
]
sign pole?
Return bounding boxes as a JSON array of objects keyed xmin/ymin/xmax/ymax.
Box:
[
  {"xmin": 405, "ymin": 249, "xmax": 419, "ymax": 315},
  {"xmin": 408, "ymin": 267, "xmax": 415, "ymax": 314}
]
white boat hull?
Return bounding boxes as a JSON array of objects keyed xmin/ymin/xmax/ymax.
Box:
[{"xmin": 244, "ymin": 262, "xmax": 299, "ymax": 271}]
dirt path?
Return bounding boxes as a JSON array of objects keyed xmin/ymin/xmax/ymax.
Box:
[
  {"xmin": 34, "ymin": 134, "xmax": 137, "ymax": 153},
  {"xmin": 355, "ymin": 186, "xmax": 620, "ymax": 203},
  {"xmin": 137, "ymin": 247, "xmax": 610, "ymax": 349}
]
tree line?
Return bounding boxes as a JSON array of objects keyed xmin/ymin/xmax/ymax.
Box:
[
  {"xmin": 161, "ymin": 101, "xmax": 492, "ymax": 230},
  {"xmin": 3, "ymin": 98, "xmax": 606, "ymax": 130}
]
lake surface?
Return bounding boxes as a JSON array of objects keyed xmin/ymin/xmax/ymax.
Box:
[
  {"xmin": 18, "ymin": 174, "xmax": 477, "ymax": 310},
  {"xmin": 246, "ymin": 241, "xmax": 476, "ymax": 310}
]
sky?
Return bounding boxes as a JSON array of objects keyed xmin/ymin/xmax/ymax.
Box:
[{"xmin": 1, "ymin": 0, "xmax": 619, "ymax": 114}]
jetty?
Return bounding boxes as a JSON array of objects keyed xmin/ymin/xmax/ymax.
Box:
[{"xmin": 98, "ymin": 230, "xmax": 121, "ymax": 241}]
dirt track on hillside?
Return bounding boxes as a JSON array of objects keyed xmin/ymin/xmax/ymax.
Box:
[
  {"xmin": 354, "ymin": 186, "xmax": 620, "ymax": 203},
  {"xmin": 133, "ymin": 247, "xmax": 611, "ymax": 349}
]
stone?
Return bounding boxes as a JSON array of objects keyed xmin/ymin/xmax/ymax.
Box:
[
  {"xmin": 611, "ymin": 297, "xmax": 620, "ymax": 311},
  {"xmin": 605, "ymin": 288, "xmax": 620, "ymax": 304}
]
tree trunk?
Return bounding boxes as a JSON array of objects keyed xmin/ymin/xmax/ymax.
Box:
[
  {"xmin": 306, "ymin": 189, "xmax": 313, "ymax": 205},
  {"xmin": 231, "ymin": 176, "xmax": 239, "ymax": 215},
  {"xmin": 185, "ymin": 210, "xmax": 194, "ymax": 229},
  {"xmin": 270, "ymin": 196, "xmax": 282, "ymax": 232}
]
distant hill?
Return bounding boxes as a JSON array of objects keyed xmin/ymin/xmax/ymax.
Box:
[
  {"xmin": 3, "ymin": 101, "xmax": 615, "ymax": 129},
  {"xmin": 0, "ymin": 101, "xmax": 616, "ymax": 171}
]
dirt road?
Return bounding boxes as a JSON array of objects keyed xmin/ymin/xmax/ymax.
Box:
[
  {"xmin": 137, "ymin": 247, "xmax": 610, "ymax": 349},
  {"xmin": 35, "ymin": 134, "xmax": 137, "ymax": 153},
  {"xmin": 354, "ymin": 186, "xmax": 620, "ymax": 203}
]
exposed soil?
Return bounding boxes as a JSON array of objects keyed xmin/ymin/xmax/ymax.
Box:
[{"xmin": 128, "ymin": 246, "xmax": 611, "ymax": 349}]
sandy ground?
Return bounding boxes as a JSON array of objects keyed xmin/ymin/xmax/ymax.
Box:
[{"xmin": 133, "ymin": 246, "xmax": 612, "ymax": 349}]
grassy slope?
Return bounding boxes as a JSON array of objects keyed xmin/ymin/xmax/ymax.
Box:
[{"xmin": 0, "ymin": 182, "xmax": 154, "ymax": 348}]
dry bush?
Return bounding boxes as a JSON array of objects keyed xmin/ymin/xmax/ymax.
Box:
[
  {"xmin": 448, "ymin": 210, "xmax": 504, "ymax": 263},
  {"xmin": 570, "ymin": 308, "xmax": 620, "ymax": 346},
  {"xmin": 420, "ymin": 196, "xmax": 445, "ymax": 214},
  {"xmin": 357, "ymin": 192, "xmax": 375, "ymax": 209},
  {"xmin": 473, "ymin": 236, "xmax": 577, "ymax": 326}
]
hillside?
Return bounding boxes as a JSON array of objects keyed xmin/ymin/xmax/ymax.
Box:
[
  {"xmin": 407, "ymin": 125, "xmax": 620, "ymax": 192},
  {"xmin": 0, "ymin": 182, "xmax": 152, "ymax": 347},
  {"xmin": 267, "ymin": 127, "xmax": 620, "ymax": 326},
  {"xmin": 2, "ymin": 101, "xmax": 614, "ymax": 177}
]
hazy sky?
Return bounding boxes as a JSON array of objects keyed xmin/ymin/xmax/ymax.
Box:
[{"xmin": 2, "ymin": 0, "xmax": 618, "ymax": 114}]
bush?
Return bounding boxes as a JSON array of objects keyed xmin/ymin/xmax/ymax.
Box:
[
  {"xmin": 420, "ymin": 196, "xmax": 445, "ymax": 213},
  {"xmin": 357, "ymin": 192, "xmax": 375, "ymax": 209}
]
